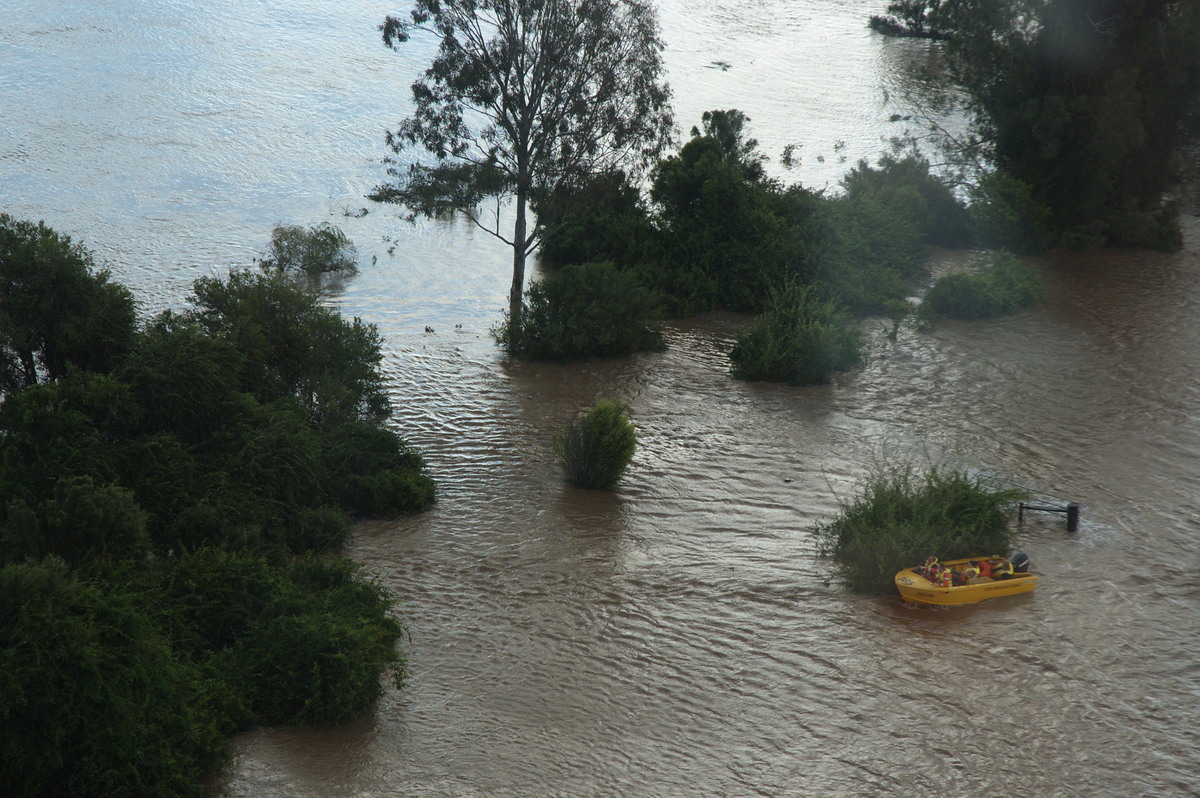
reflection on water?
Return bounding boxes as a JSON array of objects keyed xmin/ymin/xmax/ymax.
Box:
[{"xmin": 4, "ymin": 1, "xmax": 1200, "ymax": 796}]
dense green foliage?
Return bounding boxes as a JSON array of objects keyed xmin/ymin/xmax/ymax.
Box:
[
  {"xmin": 942, "ymin": 0, "xmax": 1200, "ymax": 249},
  {"xmin": 539, "ymin": 112, "xmax": 958, "ymax": 316},
  {"xmin": 647, "ymin": 110, "xmax": 821, "ymax": 314},
  {"xmin": 841, "ymin": 153, "xmax": 971, "ymax": 249},
  {"xmin": 186, "ymin": 270, "xmax": 391, "ymax": 427},
  {"xmin": 918, "ymin": 251, "xmax": 1043, "ymax": 322},
  {"xmin": 531, "ymin": 110, "xmax": 971, "ymax": 373},
  {"xmin": 869, "ymin": 0, "xmax": 951, "ymax": 38},
  {"xmin": 0, "ymin": 558, "xmax": 228, "ymax": 798},
  {"xmin": 729, "ymin": 281, "xmax": 864, "ymax": 385},
  {"xmin": 554, "ymin": 400, "xmax": 637, "ymax": 490},
  {"xmin": 965, "ymin": 169, "xmax": 1054, "ymax": 254},
  {"xmin": 0, "ymin": 222, "xmax": 431, "ymax": 796},
  {"xmin": 494, "ymin": 262, "xmax": 665, "ymax": 361},
  {"xmin": 372, "ymin": 0, "xmax": 674, "ymax": 326},
  {"xmin": 259, "ymin": 223, "xmax": 358, "ymax": 277},
  {"xmin": 536, "ymin": 171, "xmax": 660, "ymax": 271},
  {"xmin": 183, "ymin": 553, "xmax": 405, "ymax": 726},
  {"xmin": 815, "ymin": 466, "xmax": 1025, "ymax": 593},
  {"xmin": 0, "ymin": 214, "xmax": 137, "ymax": 393}
]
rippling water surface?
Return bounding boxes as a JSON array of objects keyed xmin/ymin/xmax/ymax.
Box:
[{"xmin": 4, "ymin": 1, "xmax": 1199, "ymax": 796}]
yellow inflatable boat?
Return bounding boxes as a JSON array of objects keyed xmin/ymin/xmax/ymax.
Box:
[{"xmin": 894, "ymin": 554, "xmax": 1038, "ymax": 606}]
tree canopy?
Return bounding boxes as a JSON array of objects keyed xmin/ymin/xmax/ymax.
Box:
[
  {"xmin": 942, "ymin": 0, "xmax": 1200, "ymax": 249},
  {"xmin": 372, "ymin": 0, "xmax": 674, "ymax": 325},
  {"xmin": 0, "ymin": 214, "xmax": 137, "ymax": 393},
  {"xmin": 0, "ymin": 220, "xmax": 432, "ymax": 795}
]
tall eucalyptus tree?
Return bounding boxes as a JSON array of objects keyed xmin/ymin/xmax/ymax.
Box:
[{"xmin": 372, "ymin": 0, "xmax": 674, "ymax": 326}]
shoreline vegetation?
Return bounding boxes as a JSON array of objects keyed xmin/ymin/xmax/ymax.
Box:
[{"xmin": 0, "ymin": 216, "xmax": 433, "ymax": 797}]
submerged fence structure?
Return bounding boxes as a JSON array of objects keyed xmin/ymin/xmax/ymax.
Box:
[{"xmin": 979, "ymin": 473, "xmax": 1081, "ymax": 533}]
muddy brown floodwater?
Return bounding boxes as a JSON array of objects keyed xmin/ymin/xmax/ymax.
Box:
[{"xmin": 4, "ymin": 0, "xmax": 1198, "ymax": 795}]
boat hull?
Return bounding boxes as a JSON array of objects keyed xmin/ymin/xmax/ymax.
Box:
[{"xmin": 894, "ymin": 556, "xmax": 1038, "ymax": 606}]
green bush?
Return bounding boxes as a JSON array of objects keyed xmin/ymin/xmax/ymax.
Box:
[
  {"xmin": 495, "ymin": 262, "xmax": 665, "ymax": 362},
  {"xmin": 815, "ymin": 466, "xmax": 1025, "ymax": 594},
  {"xmin": 0, "ymin": 214, "xmax": 138, "ymax": 392},
  {"xmin": 841, "ymin": 154, "xmax": 970, "ymax": 248},
  {"xmin": 156, "ymin": 550, "xmax": 405, "ymax": 727},
  {"xmin": 259, "ymin": 222, "xmax": 358, "ymax": 276},
  {"xmin": 322, "ymin": 421, "xmax": 436, "ymax": 515},
  {"xmin": 918, "ymin": 251, "xmax": 1043, "ymax": 322},
  {"xmin": 554, "ymin": 400, "xmax": 637, "ymax": 490},
  {"xmin": 648, "ymin": 118, "xmax": 803, "ymax": 314},
  {"xmin": 968, "ymin": 170, "xmax": 1053, "ymax": 254},
  {"xmin": 0, "ymin": 558, "xmax": 227, "ymax": 798},
  {"xmin": 229, "ymin": 557, "xmax": 405, "ymax": 725},
  {"xmin": 730, "ymin": 281, "xmax": 864, "ymax": 385},
  {"xmin": 532, "ymin": 113, "xmax": 940, "ymax": 319},
  {"xmin": 536, "ymin": 170, "xmax": 659, "ymax": 269},
  {"xmin": 38, "ymin": 475, "xmax": 150, "ymax": 564},
  {"xmin": 814, "ymin": 193, "xmax": 925, "ymax": 314},
  {"xmin": 186, "ymin": 269, "xmax": 390, "ymax": 426},
  {"xmin": 156, "ymin": 547, "xmax": 281, "ymax": 661}
]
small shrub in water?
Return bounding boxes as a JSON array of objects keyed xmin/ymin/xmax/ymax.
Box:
[
  {"xmin": 815, "ymin": 466, "xmax": 1025, "ymax": 594},
  {"xmin": 259, "ymin": 223, "xmax": 358, "ymax": 277},
  {"xmin": 918, "ymin": 251, "xmax": 1043, "ymax": 323},
  {"xmin": 554, "ymin": 400, "xmax": 637, "ymax": 490},
  {"xmin": 730, "ymin": 281, "xmax": 864, "ymax": 385}
]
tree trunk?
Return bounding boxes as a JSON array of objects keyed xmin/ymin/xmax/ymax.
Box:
[
  {"xmin": 509, "ymin": 183, "xmax": 528, "ymax": 329},
  {"xmin": 20, "ymin": 348, "xmax": 38, "ymax": 387}
]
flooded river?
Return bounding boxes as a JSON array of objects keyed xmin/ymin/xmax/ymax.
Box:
[{"xmin": 3, "ymin": 1, "xmax": 1198, "ymax": 795}]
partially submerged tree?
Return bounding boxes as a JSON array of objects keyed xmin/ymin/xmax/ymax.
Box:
[
  {"xmin": 943, "ymin": 0, "xmax": 1200, "ymax": 249},
  {"xmin": 869, "ymin": 0, "xmax": 951, "ymax": 38},
  {"xmin": 259, "ymin": 223, "xmax": 358, "ymax": 278},
  {"xmin": 372, "ymin": 0, "xmax": 674, "ymax": 326}
]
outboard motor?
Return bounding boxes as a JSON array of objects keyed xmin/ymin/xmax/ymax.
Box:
[{"xmin": 1011, "ymin": 552, "xmax": 1031, "ymax": 573}]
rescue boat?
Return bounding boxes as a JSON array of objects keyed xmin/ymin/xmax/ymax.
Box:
[{"xmin": 894, "ymin": 555, "xmax": 1037, "ymax": 606}]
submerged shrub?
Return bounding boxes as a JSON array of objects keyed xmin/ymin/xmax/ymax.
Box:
[
  {"xmin": 259, "ymin": 223, "xmax": 358, "ymax": 276},
  {"xmin": 495, "ymin": 262, "xmax": 665, "ymax": 362},
  {"xmin": 815, "ymin": 466, "xmax": 1025, "ymax": 594},
  {"xmin": 918, "ymin": 251, "xmax": 1043, "ymax": 323},
  {"xmin": 229, "ymin": 557, "xmax": 405, "ymax": 725},
  {"xmin": 0, "ymin": 558, "xmax": 227, "ymax": 798},
  {"xmin": 841, "ymin": 153, "xmax": 970, "ymax": 248},
  {"xmin": 968, "ymin": 170, "xmax": 1053, "ymax": 254},
  {"xmin": 730, "ymin": 281, "xmax": 864, "ymax": 385},
  {"xmin": 554, "ymin": 400, "xmax": 637, "ymax": 490}
]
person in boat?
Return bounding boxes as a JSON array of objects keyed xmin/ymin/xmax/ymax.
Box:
[
  {"xmin": 919, "ymin": 556, "xmax": 939, "ymax": 579},
  {"xmin": 992, "ymin": 560, "xmax": 1014, "ymax": 579},
  {"xmin": 974, "ymin": 559, "xmax": 995, "ymax": 579}
]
